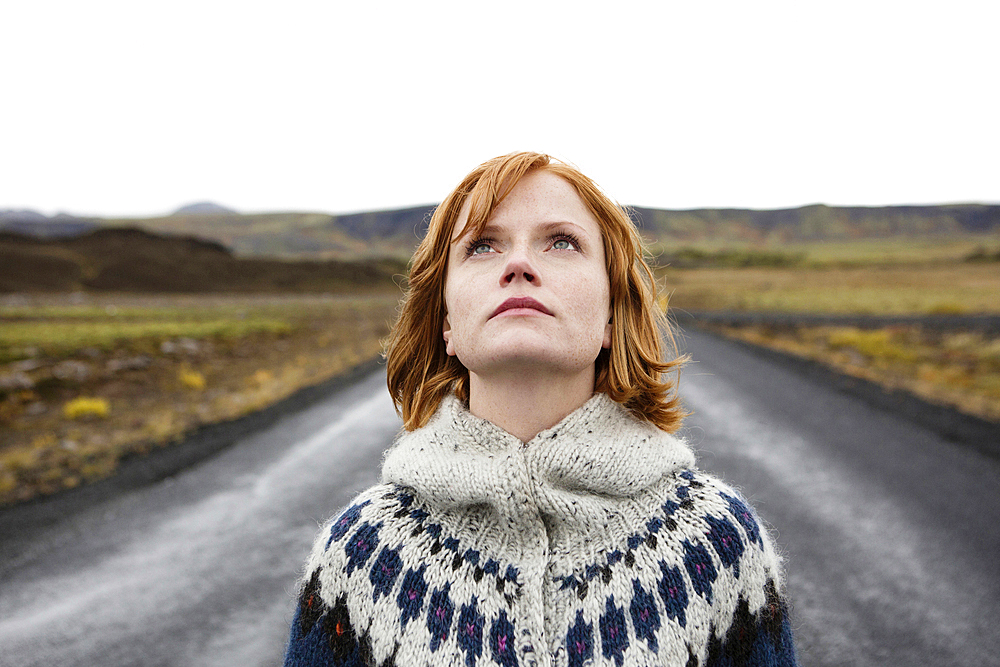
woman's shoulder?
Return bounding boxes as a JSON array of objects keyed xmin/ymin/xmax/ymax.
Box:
[
  {"xmin": 298, "ymin": 482, "xmax": 500, "ymax": 599},
  {"xmin": 645, "ymin": 467, "xmax": 785, "ymax": 584},
  {"xmin": 661, "ymin": 468, "xmax": 774, "ymax": 549},
  {"xmin": 300, "ymin": 483, "xmax": 419, "ymax": 576},
  {"xmin": 663, "ymin": 469, "xmax": 795, "ymax": 663}
]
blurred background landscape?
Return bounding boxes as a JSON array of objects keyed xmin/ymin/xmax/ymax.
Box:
[{"xmin": 2, "ymin": 200, "xmax": 998, "ymax": 506}]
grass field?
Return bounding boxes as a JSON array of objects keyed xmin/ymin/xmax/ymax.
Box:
[
  {"xmin": 661, "ymin": 263, "xmax": 999, "ymax": 315},
  {"xmin": 649, "ymin": 234, "xmax": 1000, "ymax": 267},
  {"xmin": 657, "ymin": 235, "xmax": 1000, "ymax": 423},
  {"xmin": 0, "ymin": 293, "xmax": 399, "ymax": 505}
]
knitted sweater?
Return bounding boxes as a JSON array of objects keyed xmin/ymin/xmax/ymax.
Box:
[{"xmin": 284, "ymin": 394, "xmax": 797, "ymax": 667}]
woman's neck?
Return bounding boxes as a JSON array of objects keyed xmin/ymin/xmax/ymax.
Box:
[{"xmin": 467, "ymin": 369, "xmax": 596, "ymax": 443}]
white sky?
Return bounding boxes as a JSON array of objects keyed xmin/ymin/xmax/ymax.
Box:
[{"xmin": 2, "ymin": 0, "xmax": 997, "ymax": 218}]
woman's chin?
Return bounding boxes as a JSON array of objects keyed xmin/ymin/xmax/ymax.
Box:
[{"xmin": 459, "ymin": 344, "xmax": 600, "ymax": 379}]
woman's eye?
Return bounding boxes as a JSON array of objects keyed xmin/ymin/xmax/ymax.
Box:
[
  {"xmin": 472, "ymin": 242, "xmax": 493, "ymax": 255},
  {"xmin": 551, "ymin": 238, "xmax": 577, "ymax": 251}
]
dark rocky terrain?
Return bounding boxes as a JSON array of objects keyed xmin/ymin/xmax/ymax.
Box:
[{"xmin": 0, "ymin": 228, "xmax": 406, "ymax": 293}]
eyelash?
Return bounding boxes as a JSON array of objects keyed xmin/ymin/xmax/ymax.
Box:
[
  {"xmin": 464, "ymin": 237, "xmax": 497, "ymax": 257},
  {"xmin": 463, "ymin": 233, "xmax": 582, "ymax": 257},
  {"xmin": 550, "ymin": 233, "xmax": 582, "ymax": 251}
]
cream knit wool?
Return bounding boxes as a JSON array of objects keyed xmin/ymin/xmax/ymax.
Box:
[{"xmin": 284, "ymin": 394, "xmax": 797, "ymax": 667}]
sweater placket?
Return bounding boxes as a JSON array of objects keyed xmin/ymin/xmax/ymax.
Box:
[{"xmin": 507, "ymin": 446, "xmax": 554, "ymax": 667}]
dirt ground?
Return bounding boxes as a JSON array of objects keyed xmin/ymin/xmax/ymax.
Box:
[{"xmin": 0, "ymin": 293, "xmax": 399, "ymax": 506}]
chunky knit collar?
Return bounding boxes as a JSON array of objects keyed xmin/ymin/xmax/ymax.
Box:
[{"xmin": 382, "ymin": 393, "xmax": 695, "ymax": 553}]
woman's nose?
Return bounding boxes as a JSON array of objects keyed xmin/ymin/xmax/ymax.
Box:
[{"xmin": 500, "ymin": 251, "xmax": 537, "ymax": 286}]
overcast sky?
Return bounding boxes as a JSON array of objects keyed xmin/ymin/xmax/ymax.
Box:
[{"xmin": 3, "ymin": 1, "xmax": 997, "ymax": 218}]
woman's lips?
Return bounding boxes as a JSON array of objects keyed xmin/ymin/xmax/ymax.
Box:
[{"xmin": 490, "ymin": 296, "xmax": 553, "ymax": 318}]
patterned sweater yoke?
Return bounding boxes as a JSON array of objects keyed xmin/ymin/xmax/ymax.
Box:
[{"xmin": 284, "ymin": 394, "xmax": 797, "ymax": 667}]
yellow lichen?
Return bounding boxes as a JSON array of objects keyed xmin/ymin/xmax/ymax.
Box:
[
  {"xmin": 64, "ymin": 397, "xmax": 110, "ymax": 420},
  {"xmin": 179, "ymin": 367, "xmax": 206, "ymax": 391}
]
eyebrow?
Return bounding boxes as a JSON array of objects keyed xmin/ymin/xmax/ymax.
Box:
[{"xmin": 476, "ymin": 220, "xmax": 589, "ymax": 236}]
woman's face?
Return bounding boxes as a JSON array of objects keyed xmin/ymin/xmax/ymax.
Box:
[{"xmin": 442, "ymin": 170, "xmax": 612, "ymax": 381}]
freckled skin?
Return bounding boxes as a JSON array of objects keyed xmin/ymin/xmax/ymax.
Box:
[{"xmin": 442, "ymin": 171, "xmax": 612, "ymax": 386}]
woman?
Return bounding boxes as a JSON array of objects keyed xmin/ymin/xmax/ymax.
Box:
[{"xmin": 284, "ymin": 152, "xmax": 797, "ymax": 666}]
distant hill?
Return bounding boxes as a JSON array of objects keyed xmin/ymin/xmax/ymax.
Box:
[
  {"xmin": 116, "ymin": 202, "xmax": 999, "ymax": 259},
  {"xmin": 0, "ymin": 227, "xmax": 406, "ymax": 293},
  {"xmin": 330, "ymin": 205, "xmax": 435, "ymax": 240},
  {"xmin": 171, "ymin": 201, "xmax": 239, "ymax": 216},
  {"xmin": 630, "ymin": 203, "xmax": 1000, "ymax": 244},
  {"xmin": 104, "ymin": 205, "xmax": 436, "ymax": 260},
  {"xmin": 0, "ymin": 210, "xmax": 98, "ymax": 238},
  {"xmin": 4, "ymin": 202, "xmax": 997, "ymax": 262}
]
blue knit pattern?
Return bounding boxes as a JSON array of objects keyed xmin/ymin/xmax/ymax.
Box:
[
  {"xmin": 489, "ymin": 611, "xmax": 517, "ymax": 667},
  {"xmin": 457, "ymin": 597, "xmax": 486, "ymax": 667},
  {"xmin": 427, "ymin": 583, "xmax": 455, "ymax": 652},
  {"xmin": 396, "ymin": 565, "xmax": 427, "ymax": 630},
  {"xmin": 599, "ymin": 596, "xmax": 629, "ymax": 667},
  {"xmin": 284, "ymin": 471, "xmax": 796, "ymax": 666},
  {"xmin": 658, "ymin": 562, "xmax": 689, "ymax": 628},
  {"xmin": 325, "ymin": 500, "xmax": 368, "ymax": 548},
  {"xmin": 565, "ymin": 611, "xmax": 594, "ymax": 667},
  {"xmin": 369, "ymin": 545, "xmax": 402, "ymax": 603}
]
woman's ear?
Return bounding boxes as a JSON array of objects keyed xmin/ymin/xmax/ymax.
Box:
[
  {"xmin": 443, "ymin": 314, "xmax": 456, "ymax": 356},
  {"xmin": 602, "ymin": 316, "xmax": 612, "ymax": 349}
]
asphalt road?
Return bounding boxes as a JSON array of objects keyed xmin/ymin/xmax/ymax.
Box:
[{"xmin": 1, "ymin": 328, "xmax": 998, "ymax": 666}]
